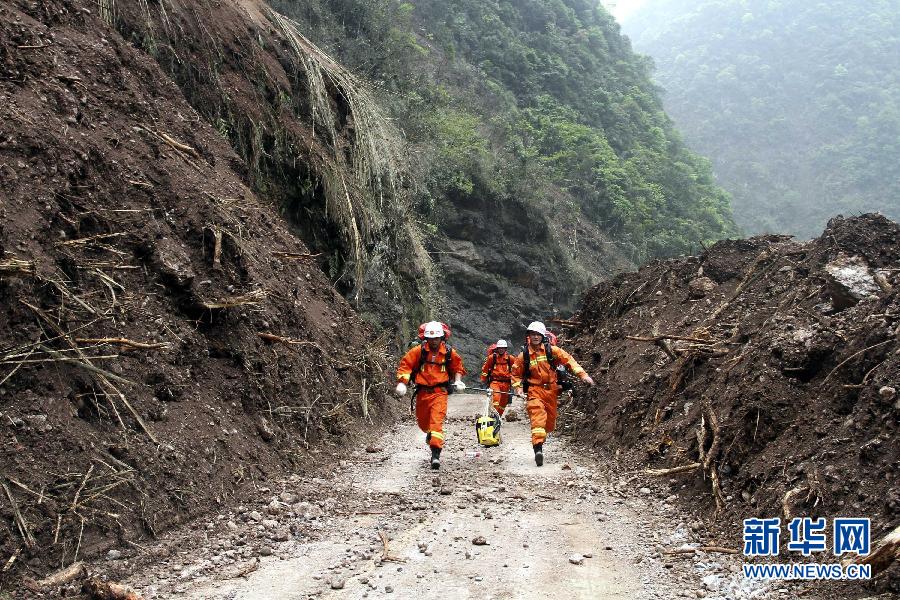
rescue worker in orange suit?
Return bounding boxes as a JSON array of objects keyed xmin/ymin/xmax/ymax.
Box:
[
  {"xmin": 394, "ymin": 321, "xmax": 466, "ymax": 470},
  {"xmin": 511, "ymin": 321, "xmax": 594, "ymax": 466},
  {"xmin": 480, "ymin": 339, "xmax": 514, "ymax": 415}
]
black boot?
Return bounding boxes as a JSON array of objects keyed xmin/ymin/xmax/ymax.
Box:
[
  {"xmin": 430, "ymin": 446, "xmax": 441, "ymax": 470},
  {"xmin": 533, "ymin": 443, "xmax": 544, "ymax": 467}
]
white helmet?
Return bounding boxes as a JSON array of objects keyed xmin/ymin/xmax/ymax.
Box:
[
  {"xmin": 526, "ymin": 321, "xmax": 547, "ymax": 336},
  {"xmin": 495, "ymin": 339, "xmax": 508, "ymax": 348},
  {"xmin": 423, "ymin": 321, "xmax": 444, "ymax": 339}
]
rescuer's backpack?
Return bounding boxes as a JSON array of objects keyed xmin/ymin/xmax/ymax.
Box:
[
  {"xmin": 484, "ymin": 352, "xmax": 513, "ymax": 383},
  {"xmin": 521, "ymin": 340, "xmax": 573, "ymax": 393}
]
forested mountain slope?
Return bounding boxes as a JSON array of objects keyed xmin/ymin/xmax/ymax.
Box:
[
  {"xmin": 271, "ymin": 0, "xmax": 736, "ymax": 354},
  {"xmin": 624, "ymin": 0, "xmax": 900, "ymax": 238}
]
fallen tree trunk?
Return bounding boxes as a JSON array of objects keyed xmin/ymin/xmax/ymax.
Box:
[{"xmin": 36, "ymin": 561, "xmax": 86, "ymax": 588}]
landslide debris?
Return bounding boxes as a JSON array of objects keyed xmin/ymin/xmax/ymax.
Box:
[
  {"xmin": 565, "ymin": 214, "xmax": 899, "ymax": 562},
  {"xmin": 0, "ymin": 0, "xmax": 394, "ymax": 587}
]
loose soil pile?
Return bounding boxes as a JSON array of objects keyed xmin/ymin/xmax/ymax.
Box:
[
  {"xmin": 0, "ymin": 0, "xmax": 394, "ymax": 589},
  {"xmin": 564, "ymin": 214, "xmax": 898, "ymax": 585}
]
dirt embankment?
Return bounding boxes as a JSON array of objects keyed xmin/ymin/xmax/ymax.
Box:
[
  {"xmin": 564, "ymin": 214, "xmax": 898, "ymax": 581},
  {"xmin": 0, "ymin": 0, "xmax": 395, "ymax": 587}
]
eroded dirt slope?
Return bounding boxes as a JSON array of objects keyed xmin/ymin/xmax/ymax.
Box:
[
  {"xmin": 562, "ymin": 214, "xmax": 899, "ymax": 589},
  {"xmin": 0, "ymin": 0, "xmax": 393, "ymax": 586}
]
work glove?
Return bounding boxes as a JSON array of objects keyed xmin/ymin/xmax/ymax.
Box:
[
  {"xmin": 394, "ymin": 382, "xmax": 407, "ymax": 397},
  {"xmin": 581, "ymin": 374, "xmax": 595, "ymax": 386},
  {"xmin": 452, "ymin": 380, "xmax": 466, "ymax": 392}
]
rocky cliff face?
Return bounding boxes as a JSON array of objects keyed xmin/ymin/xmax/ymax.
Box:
[{"xmin": 433, "ymin": 191, "xmax": 633, "ymax": 360}]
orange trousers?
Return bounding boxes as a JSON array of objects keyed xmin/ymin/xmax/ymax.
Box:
[
  {"xmin": 525, "ymin": 385, "xmax": 559, "ymax": 445},
  {"xmin": 490, "ymin": 380, "xmax": 512, "ymax": 415},
  {"xmin": 415, "ymin": 388, "xmax": 448, "ymax": 449}
]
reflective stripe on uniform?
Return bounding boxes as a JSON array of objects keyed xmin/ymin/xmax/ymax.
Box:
[
  {"xmin": 531, "ymin": 427, "xmax": 546, "ymax": 435},
  {"xmin": 529, "ymin": 355, "xmax": 549, "ymax": 368},
  {"xmin": 430, "ymin": 431, "xmax": 444, "ymax": 440}
]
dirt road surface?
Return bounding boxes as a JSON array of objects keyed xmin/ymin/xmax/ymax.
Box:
[{"xmin": 126, "ymin": 393, "xmax": 765, "ymax": 599}]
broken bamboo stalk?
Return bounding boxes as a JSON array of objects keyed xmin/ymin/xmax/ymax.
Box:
[
  {"xmin": 56, "ymin": 232, "xmax": 126, "ymax": 247},
  {"xmin": 361, "ymin": 377, "xmax": 368, "ymax": 419},
  {"xmin": 135, "ymin": 126, "xmax": 201, "ymax": 171},
  {"xmin": 158, "ymin": 132, "xmax": 199, "ymax": 158},
  {"xmin": 2, "ymin": 547, "xmax": 22, "ymax": 572},
  {"xmin": 550, "ymin": 318, "xmax": 581, "ymax": 326},
  {"xmin": 74, "ymin": 338, "xmax": 170, "ymax": 350},
  {"xmin": 0, "ymin": 259, "xmax": 36, "ymax": 275},
  {"xmin": 105, "ymin": 383, "xmax": 160, "ymax": 446},
  {"xmin": 1, "ymin": 479, "xmax": 36, "ymax": 548},
  {"xmin": 0, "ymin": 344, "xmax": 37, "ymax": 387},
  {"xmin": 21, "ymin": 305, "xmax": 158, "ymax": 444},
  {"xmin": 645, "ymin": 463, "xmax": 701, "ymax": 476},
  {"xmin": 212, "ymin": 228, "xmax": 223, "ymax": 269},
  {"xmin": 199, "ymin": 289, "xmax": 267, "ymax": 309},
  {"xmin": 271, "ymin": 251, "xmax": 322, "ymax": 260},
  {"xmin": 37, "ymin": 345, "xmax": 136, "ymax": 387},
  {"xmin": 627, "ymin": 334, "xmax": 717, "ymax": 345},
  {"xmin": 71, "ymin": 463, "xmax": 95, "ymax": 512}
]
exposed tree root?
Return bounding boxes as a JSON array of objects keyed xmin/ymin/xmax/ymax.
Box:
[{"xmin": 696, "ymin": 399, "xmax": 726, "ymax": 515}]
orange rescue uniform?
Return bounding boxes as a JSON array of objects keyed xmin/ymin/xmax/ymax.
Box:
[
  {"xmin": 512, "ymin": 344, "xmax": 586, "ymax": 445},
  {"xmin": 480, "ymin": 352, "xmax": 514, "ymax": 414},
  {"xmin": 396, "ymin": 342, "xmax": 465, "ymax": 449}
]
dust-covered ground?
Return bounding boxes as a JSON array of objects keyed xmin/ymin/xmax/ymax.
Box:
[{"xmin": 86, "ymin": 393, "xmax": 838, "ymax": 600}]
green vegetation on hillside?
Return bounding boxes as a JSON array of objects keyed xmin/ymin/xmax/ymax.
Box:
[
  {"xmin": 625, "ymin": 0, "xmax": 900, "ymax": 238},
  {"xmin": 272, "ymin": 0, "xmax": 736, "ymax": 259}
]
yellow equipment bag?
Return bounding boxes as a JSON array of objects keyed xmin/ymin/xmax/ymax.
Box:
[{"xmin": 475, "ymin": 391, "xmax": 502, "ymax": 446}]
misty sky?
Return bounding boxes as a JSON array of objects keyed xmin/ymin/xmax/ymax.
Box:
[{"xmin": 602, "ymin": 0, "xmax": 649, "ymax": 21}]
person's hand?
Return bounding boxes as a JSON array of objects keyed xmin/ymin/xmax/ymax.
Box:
[
  {"xmin": 452, "ymin": 380, "xmax": 466, "ymax": 392},
  {"xmin": 581, "ymin": 374, "xmax": 595, "ymax": 386},
  {"xmin": 394, "ymin": 382, "xmax": 407, "ymax": 397}
]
